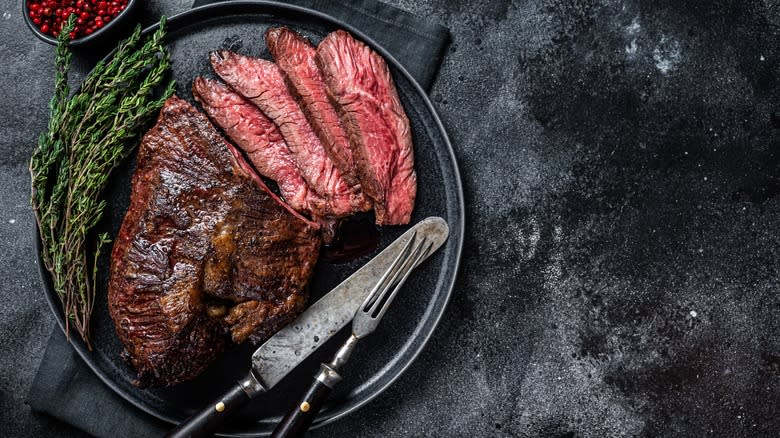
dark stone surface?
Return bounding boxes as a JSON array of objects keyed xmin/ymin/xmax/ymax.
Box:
[{"xmin": 1, "ymin": 0, "xmax": 778, "ymax": 436}]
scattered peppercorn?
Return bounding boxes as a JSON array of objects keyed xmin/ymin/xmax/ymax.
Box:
[{"xmin": 27, "ymin": 0, "xmax": 128, "ymax": 39}]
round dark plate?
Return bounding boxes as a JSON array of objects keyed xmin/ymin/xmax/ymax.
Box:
[{"xmin": 38, "ymin": 1, "xmax": 463, "ymax": 436}]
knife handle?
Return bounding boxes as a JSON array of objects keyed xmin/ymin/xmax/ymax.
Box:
[
  {"xmin": 166, "ymin": 372, "xmax": 262, "ymax": 438},
  {"xmin": 271, "ymin": 364, "xmax": 342, "ymax": 438}
]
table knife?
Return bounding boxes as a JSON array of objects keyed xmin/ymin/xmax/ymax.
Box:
[
  {"xmin": 272, "ymin": 232, "xmax": 434, "ymax": 437},
  {"xmin": 165, "ymin": 217, "xmax": 449, "ymax": 438}
]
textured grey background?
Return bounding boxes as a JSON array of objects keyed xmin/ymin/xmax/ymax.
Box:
[{"xmin": 2, "ymin": 0, "xmax": 779, "ymax": 436}]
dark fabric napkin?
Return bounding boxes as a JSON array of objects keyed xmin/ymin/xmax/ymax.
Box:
[
  {"xmin": 27, "ymin": 1, "xmax": 449, "ymax": 437},
  {"xmin": 192, "ymin": 0, "xmax": 450, "ymax": 90}
]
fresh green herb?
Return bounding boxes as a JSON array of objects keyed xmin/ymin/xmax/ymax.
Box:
[{"xmin": 30, "ymin": 15, "xmax": 176, "ymax": 348}]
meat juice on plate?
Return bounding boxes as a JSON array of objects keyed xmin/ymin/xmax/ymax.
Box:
[{"xmin": 320, "ymin": 216, "xmax": 381, "ymax": 263}]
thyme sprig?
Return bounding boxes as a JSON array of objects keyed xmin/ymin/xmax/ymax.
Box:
[{"xmin": 30, "ymin": 16, "xmax": 176, "ymax": 347}]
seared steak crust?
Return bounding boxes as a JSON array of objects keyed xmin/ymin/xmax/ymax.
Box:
[
  {"xmin": 316, "ymin": 30, "xmax": 417, "ymax": 225},
  {"xmin": 109, "ymin": 96, "xmax": 320, "ymax": 387}
]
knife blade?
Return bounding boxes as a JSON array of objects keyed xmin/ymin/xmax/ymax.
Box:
[
  {"xmin": 252, "ymin": 216, "xmax": 449, "ymax": 390},
  {"xmin": 166, "ymin": 217, "xmax": 449, "ymax": 438}
]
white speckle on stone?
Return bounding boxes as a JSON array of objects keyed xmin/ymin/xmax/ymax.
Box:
[
  {"xmin": 760, "ymin": 55, "xmax": 765, "ymax": 61},
  {"xmin": 698, "ymin": 248, "xmax": 704, "ymax": 254},
  {"xmin": 653, "ymin": 36, "xmax": 681, "ymax": 74},
  {"xmin": 704, "ymin": 176, "xmax": 708, "ymax": 181},
  {"xmin": 8, "ymin": 219, "xmax": 15, "ymax": 224},
  {"xmin": 541, "ymin": 222, "xmax": 565, "ymax": 287},
  {"xmin": 690, "ymin": 310, "xmax": 698, "ymax": 318},
  {"xmin": 625, "ymin": 38, "xmax": 638, "ymax": 57},
  {"xmin": 2, "ymin": 11, "xmax": 11, "ymax": 20},
  {"xmin": 684, "ymin": 151, "xmax": 689, "ymax": 155},
  {"xmin": 623, "ymin": 17, "xmax": 641, "ymax": 59},
  {"xmin": 625, "ymin": 17, "xmax": 641, "ymax": 35},
  {"xmin": 526, "ymin": 218, "xmax": 541, "ymax": 258}
]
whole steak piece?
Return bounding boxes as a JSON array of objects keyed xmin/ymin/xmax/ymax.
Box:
[
  {"xmin": 209, "ymin": 50, "xmax": 370, "ymax": 218},
  {"xmin": 109, "ymin": 96, "xmax": 321, "ymax": 387},
  {"xmin": 316, "ymin": 30, "xmax": 417, "ymax": 225},
  {"xmin": 265, "ymin": 27, "xmax": 360, "ymax": 188}
]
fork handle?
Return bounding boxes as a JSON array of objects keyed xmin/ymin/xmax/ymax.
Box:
[{"xmin": 271, "ymin": 364, "xmax": 342, "ymax": 438}]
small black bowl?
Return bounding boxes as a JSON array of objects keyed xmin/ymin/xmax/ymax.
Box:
[{"xmin": 22, "ymin": 0, "xmax": 140, "ymax": 48}]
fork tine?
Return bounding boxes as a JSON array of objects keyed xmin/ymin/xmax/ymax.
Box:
[
  {"xmin": 365, "ymin": 239, "xmax": 424, "ymax": 317},
  {"xmin": 361, "ymin": 231, "xmax": 417, "ymax": 312},
  {"xmin": 367, "ymin": 239, "xmax": 433, "ymax": 319}
]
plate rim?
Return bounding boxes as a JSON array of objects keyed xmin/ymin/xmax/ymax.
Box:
[{"xmin": 37, "ymin": 1, "xmax": 465, "ymax": 435}]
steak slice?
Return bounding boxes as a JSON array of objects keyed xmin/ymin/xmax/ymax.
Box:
[
  {"xmin": 209, "ymin": 50, "xmax": 370, "ymax": 218},
  {"xmin": 192, "ymin": 77, "xmax": 329, "ymax": 217},
  {"xmin": 316, "ymin": 30, "xmax": 417, "ymax": 225},
  {"xmin": 265, "ymin": 27, "xmax": 360, "ymax": 187},
  {"xmin": 109, "ymin": 96, "xmax": 320, "ymax": 387}
]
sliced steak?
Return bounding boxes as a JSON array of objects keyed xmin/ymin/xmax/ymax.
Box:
[
  {"xmin": 265, "ymin": 27, "xmax": 360, "ymax": 188},
  {"xmin": 209, "ymin": 50, "xmax": 370, "ymax": 218},
  {"xmin": 192, "ymin": 77, "xmax": 329, "ymax": 217},
  {"xmin": 316, "ymin": 30, "xmax": 417, "ymax": 225},
  {"xmin": 109, "ymin": 96, "xmax": 321, "ymax": 387}
]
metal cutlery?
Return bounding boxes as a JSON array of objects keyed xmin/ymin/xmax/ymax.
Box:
[
  {"xmin": 165, "ymin": 217, "xmax": 448, "ymax": 438},
  {"xmin": 271, "ymin": 232, "xmax": 433, "ymax": 437}
]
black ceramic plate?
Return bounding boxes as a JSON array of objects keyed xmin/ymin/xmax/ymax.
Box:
[{"xmin": 38, "ymin": 1, "xmax": 463, "ymax": 436}]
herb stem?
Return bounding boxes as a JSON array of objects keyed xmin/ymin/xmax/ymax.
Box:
[{"xmin": 30, "ymin": 16, "xmax": 175, "ymax": 347}]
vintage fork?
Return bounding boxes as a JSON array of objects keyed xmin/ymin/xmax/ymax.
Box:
[{"xmin": 271, "ymin": 231, "xmax": 433, "ymax": 438}]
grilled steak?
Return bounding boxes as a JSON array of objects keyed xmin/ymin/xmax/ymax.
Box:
[
  {"xmin": 265, "ymin": 27, "xmax": 360, "ymax": 188},
  {"xmin": 192, "ymin": 77, "xmax": 329, "ymax": 217},
  {"xmin": 209, "ymin": 50, "xmax": 370, "ymax": 218},
  {"xmin": 316, "ymin": 30, "xmax": 417, "ymax": 225},
  {"xmin": 109, "ymin": 96, "xmax": 321, "ymax": 387}
]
